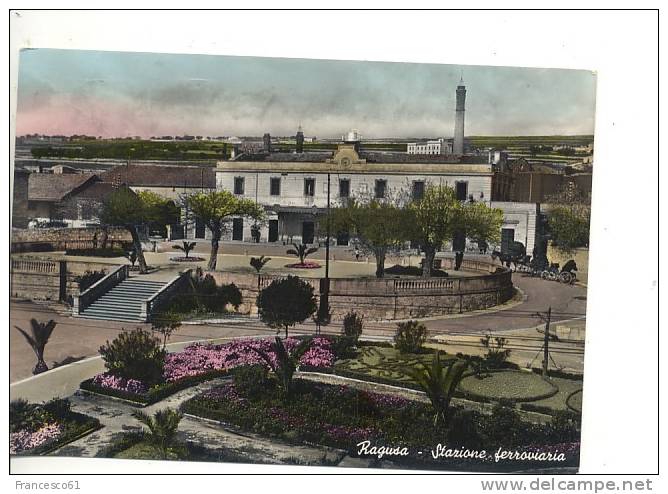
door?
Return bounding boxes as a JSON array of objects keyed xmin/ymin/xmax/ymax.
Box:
[
  {"xmin": 268, "ymin": 220, "xmax": 279, "ymax": 242},
  {"xmin": 232, "ymin": 218, "xmax": 244, "ymax": 241},
  {"xmin": 302, "ymin": 221, "xmax": 315, "ymax": 244},
  {"xmin": 501, "ymin": 228, "xmax": 515, "ymax": 254},
  {"xmin": 195, "ymin": 218, "xmax": 206, "ymax": 239}
]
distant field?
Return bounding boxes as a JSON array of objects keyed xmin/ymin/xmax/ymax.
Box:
[{"xmin": 26, "ymin": 136, "xmax": 593, "ymax": 161}]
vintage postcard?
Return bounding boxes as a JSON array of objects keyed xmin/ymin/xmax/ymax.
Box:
[{"xmin": 10, "ymin": 48, "xmax": 595, "ymax": 473}]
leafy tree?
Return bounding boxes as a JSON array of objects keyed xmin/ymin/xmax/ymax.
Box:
[
  {"xmin": 172, "ymin": 241, "xmax": 197, "ymax": 259},
  {"xmin": 457, "ymin": 201, "xmax": 503, "ymax": 262},
  {"xmin": 14, "ymin": 319, "xmax": 57, "ymax": 375},
  {"xmin": 406, "ymin": 185, "xmax": 462, "ymax": 278},
  {"xmin": 131, "ymin": 408, "xmax": 184, "ymax": 460},
  {"xmin": 328, "ymin": 197, "xmax": 408, "ymax": 278},
  {"xmin": 286, "ymin": 243, "xmax": 318, "ymax": 265},
  {"xmin": 137, "ymin": 190, "xmax": 180, "ymax": 236},
  {"xmin": 250, "ymin": 255, "xmax": 271, "ymax": 274},
  {"xmin": 546, "ymin": 182, "xmax": 591, "ymax": 254},
  {"xmin": 151, "ymin": 311, "xmax": 182, "ymax": 349},
  {"xmin": 247, "ymin": 336, "xmax": 313, "ymax": 398},
  {"xmin": 100, "ymin": 187, "xmax": 151, "ymax": 273},
  {"xmin": 257, "ymin": 275, "xmax": 317, "ymax": 338},
  {"xmin": 184, "ymin": 191, "xmax": 264, "ymax": 270},
  {"xmin": 405, "ymin": 352, "xmax": 469, "ymax": 426}
]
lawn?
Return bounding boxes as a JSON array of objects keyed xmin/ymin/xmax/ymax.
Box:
[
  {"xmin": 334, "ymin": 345, "xmax": 456, "ymax": 384},
  {"xmin": 333, "ymin": 345, "xmax": 582, "ymax": 415}
]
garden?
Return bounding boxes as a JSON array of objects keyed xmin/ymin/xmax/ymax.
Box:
[
  {"xmin": 10, "ymin": 274, "xmax": 582, "ymax": 471},
  {"xmin": 10, "ymin": 398, "xmax": 101, "ymax": 456}
]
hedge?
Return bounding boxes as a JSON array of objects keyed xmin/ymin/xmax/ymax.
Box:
[{"xmin": 80, "ymin": 370, "xmax": 229, "ymax": 406}]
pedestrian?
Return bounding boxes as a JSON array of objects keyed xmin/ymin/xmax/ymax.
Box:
[{"xmin": 354, "ymin": 246, "xmax": 360, "ymax": 261}]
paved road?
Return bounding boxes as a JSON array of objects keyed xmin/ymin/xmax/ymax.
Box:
[{"xmin": 10, "ymin": 268, "xmax": 586, "ymax": 383}]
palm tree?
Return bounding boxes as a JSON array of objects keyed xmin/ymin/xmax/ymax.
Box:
[
  {"xmin": 14, "ymin": 319, "xmax": 57, "ymax": 375},
  {"xmin": 247, "ymin": 337, "xmax": 312, "ymax": 398},
  {"xmin": 405, "ymin": 352, "xmax": 468, "ymax": 426},
  {"xmin": 173, "ymin": 241, "xmax": 197, "ymax": 259},
  {"xmin": 250, "ymin": 255, "xmax": 271, "ymax": 273},
  {"xmin": 131, "ymin": 408, "xmax": 183, "ymax": 460},
  {"xmin": 286, "ymin": 243, "xmax": 318, "ymax": 265}
]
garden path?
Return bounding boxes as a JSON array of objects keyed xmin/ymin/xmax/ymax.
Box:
[{"xmin": 51, "ymin": 377, "xmax": 351, "ymax": 467}]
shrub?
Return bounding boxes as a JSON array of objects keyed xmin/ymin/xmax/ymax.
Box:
[
  {"xmin": 233, "ymin": 364, "xmax": 270, "ymax": 399},
  {"xmin": 480, "ymin": 332, "xmax": 511, "ymax": 369},
  {"xmin": 75, "ymin": 270, "xmax": 107, "ymax": 291},
  {"xmin": 66, "ymin": 247, "xmax": 125, "ymax": 257},
  {"xmin": 219, "ymin": 283, "xmax": 242, "ymax": 310},
  {"xmin": 331, "ymin": 335, "xmax": 357, "ymax": 359},
  {"xmin": 394, "ymin": 320, "xmax": 427, "ymax": 353},
  {"xmin": 342, "ymin": 310, "xmax": 363, "ymax": 343},
  {"xmin": 98, "ymin": 328, "xmax": 166, "ymax": 385},
  {"xmin": 482, "ymin": 403, "xmax": 524, "ymax": 447},
  {"xmin": 546, "ymin": 410, "xmax": 580, "ymax": 443},
  {"xmin": 447, "ymin": 409, "xmax": 484, "ymax": 448}
]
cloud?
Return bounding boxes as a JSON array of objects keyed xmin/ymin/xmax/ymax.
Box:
[{"xmin": 15, "ymin": 49, "xmax": 597, "ymax": 137}]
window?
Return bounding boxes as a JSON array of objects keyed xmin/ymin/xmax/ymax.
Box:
[
  {"xmin": 455, "ymin": 181, "xmax": 468, "ymax": 201},
  {"xmin": 412, "ymin": 181, "xmax": 425, "ymax": 200},
  {"xmin": 234, "ymin": 177, "xmax": 245, "ymax": 195},
  {"xmin": 375, "ymin": 179, "xmax": 387, "ymax": 199},
  {"xmin": 339, "ymin": 179, "xmax": 350, "ymax": 198},
  {"xmin": 304, "ymin": 178, "xmax": 315, "ymax": 196},
  {"xmin": 270, "ymin": 177, "xmax": 281, "ymax": 196}
]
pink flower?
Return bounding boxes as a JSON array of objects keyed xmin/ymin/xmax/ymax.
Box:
[{"xmin": 10, "ymin": 423, "xmax": 63, "ymax": 454}]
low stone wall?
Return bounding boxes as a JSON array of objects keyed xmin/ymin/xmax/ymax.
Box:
[
  {"xmin": 206, "ymin": 260, "xmax": 514, "ymax": 321},
  {"xmin": 11, "ymin": 226, "xmax": 131, "ymax": 253},
  {"xmin": 10, "ymin": 257, "xmax": 121, "ymax": 302}
]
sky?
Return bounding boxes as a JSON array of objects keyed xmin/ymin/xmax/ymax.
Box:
[{"xmin": 15, "ymin": 49, "xmax": 597, "ymax": 139}]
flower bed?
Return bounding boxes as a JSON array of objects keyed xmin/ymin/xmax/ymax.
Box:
[
  {"xmin": 10, "ymin": 399, "xmax": 101, "ymax": 456},
  {"xmin": 285, "ymin": 262, "xmax": 321, "ymax": 269},
  {"xmin": 170, "ymin": 256, "xmax": 205, "ymax": 262},
  {"xmin": 82, "ymin": 336, "xmax": 335, "ymax": 405},
  {"xmin": 182, "ymin": 378, "xmax": 580, "ymax": 471}
]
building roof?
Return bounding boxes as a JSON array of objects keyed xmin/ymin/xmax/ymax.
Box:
[
  {"xmin": 98, "ymin": 164, "xmax": 216, "ymax": 188},
  {"xmin": 73, "ymin": 181, "xmax": 118, "ymax": 200},
  {"xmin": 27, "ymin": 173, "xmax": 98, "ymax": 201},
  {"xmin": 232, "ymin": 150, "xmax": 488, "ymax": 165}
]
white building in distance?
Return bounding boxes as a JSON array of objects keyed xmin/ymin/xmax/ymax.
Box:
[{"xmin": 407, "ymin": 138, "xmax": 453, "ymax": 156}]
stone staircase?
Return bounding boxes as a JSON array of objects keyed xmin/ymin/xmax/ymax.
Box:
[{"xmin": 78, "ymin": 276, "xmax": 167, "ymax": 322}]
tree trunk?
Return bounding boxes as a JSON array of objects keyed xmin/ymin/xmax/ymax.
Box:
[
  {"xmin": 422, "ymin": 246, "xmax": 436, "ymax": 278},
  {"xmin": 99, "ymin": 226, "xmax": 108, "ymax": 249},
  {"xmin": 285, "ymin": 325, "xmax": 289, "ymax": 339},
  {"xmin": 208, "ymin": 230, "xmax": 221, "ymax": 270},
  {"xmin": 128, "ymin": 225, "xmax": 148, "ymax": 273},
  {"xmin": 374, "ymin": 249, "xmax": 386, "ymax": 278}
]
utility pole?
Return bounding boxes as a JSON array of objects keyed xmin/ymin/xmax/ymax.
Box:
[{"xmin": 543, "ymin": 306, "xmax": 551, "ymax": 377}]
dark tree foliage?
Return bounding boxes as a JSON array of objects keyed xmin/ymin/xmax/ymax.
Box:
[{"xmin": 256, "ymin": 276, "xmax": 317, "ymax": 338}]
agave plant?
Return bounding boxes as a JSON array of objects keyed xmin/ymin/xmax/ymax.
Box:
[
  {"xmin": 286, "ymin": 243, "xmax": 318, "ymax": 265},
  {"xmin": 405, "ymin": 352, "xmax": 469, "ymax": 426},
  {"xmin": 172, "ymin": 241, "xmax": 197, "ymax": 259},
  {"xmin": 250, "ymin": 255, "xmax": 271, "ymax": 274},
  {"xmin": 131, "ymin": 408, "xmax": 183, "ymax": 460},
  {"xmin": 14, "ymin": 319, "xmax": 57, "ymax": 375},
  {"xmin": 247, "ymin": 336, "xmax": 312, "ymax": 398}
]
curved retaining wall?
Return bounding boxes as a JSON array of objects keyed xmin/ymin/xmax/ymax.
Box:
[{"xmin": 207, "ymin": 258, "xmax": 513, "ymax": 321}]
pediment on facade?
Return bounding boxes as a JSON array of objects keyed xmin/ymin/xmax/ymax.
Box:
[{"xmin": 326, "ymin": 145, "xmax": 366, "ymax": 168}]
